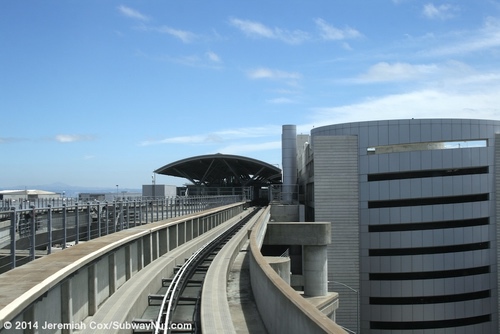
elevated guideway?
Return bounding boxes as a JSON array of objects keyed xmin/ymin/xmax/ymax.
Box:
[
  {"xmin": 0, "ymin": 203, "xmax": 346, "ymax": 334},
  {"xmin": 0, "ymin": 203, "xmax": 246, "ymax": 333}
]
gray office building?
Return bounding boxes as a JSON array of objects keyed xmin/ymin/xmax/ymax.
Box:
[{"xmin": 295, "ymin": 119, "xmax": 500, "ymax": 333}]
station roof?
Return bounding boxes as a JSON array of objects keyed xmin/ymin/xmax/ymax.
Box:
[{"xmin": 154, "ymin": 154, "xmax": 282, "ymax": 187}]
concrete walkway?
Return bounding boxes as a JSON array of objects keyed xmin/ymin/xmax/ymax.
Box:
[{"xmin": 227, "ymin": 241, "xmax": 267, "ymax": 334}]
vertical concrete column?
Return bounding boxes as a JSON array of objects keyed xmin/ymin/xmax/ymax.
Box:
[
  {"xmin": 159, "ymin": 229, "xmax": 168, "ymax": 256},
  {"xmin": 137, "ymin": 237, "xmax": 144, "ymax": 271},
  {"xmin": 152, "ymin": 231, "xmax": 158, "ymax": 261},
  {"xmin": 88, "ymin": 264, "xmax": 98, "ymax": 315},
  {"xmin": 125, "ymin": 245, "xmax": 132, "ymax": 280},
  {"xmin": 61, "ymin": 279, "xmax": 73, "ymax": 332},
  {"xmin": 303, "ymin": 245, "xmax": 328, "ymax": 297},
  {"xmin": 143, "ymin": 234, "xmax": 152, "ymax": 266},
  {"xmin": 108, "ymin": 253, "xmax": 116, "ymax": 295}
]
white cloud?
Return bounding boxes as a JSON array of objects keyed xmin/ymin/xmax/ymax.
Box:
[
  {"xmin": 140, "ymin": 125, "xmax": 281, "ymax": 147},
  {"xmin": 309, "ymin": 85, "xmax": 500, "ymax": 127},
  {"xmin": 157, "ymin": 26, "xmax": 197, "ymax": 43},
  {"xmin": 267, "ymin": 97, "xmax": 295, "ymax": 104},
  {"xmin": 206, "ymin": 51, "xmax": 221, "ymax": 63},
  {"xmin": 315, "ymin": 18, "xmax": 362, "ymax": 41},
  {"xmin": 355, "ymin": 62, "xmax": 439, "ymax": 83},
  {"xmin": 229, "ymin": 18, "xmax": 309, "ymax": 44},
  {"xmin": 55, "ymin": 135, "xmax": 94, "ymax": 143},
  {"xmin": 248, "ymin": 67, "xmax": 301, "ymax": 81},
  {"xmin": 117, "ymin": 5, "xmax": 149, "ymax": 21},
  {"xmin": 217, "ymin": 141, "xmax": 282, "ymax": 154},
  {"xmin": 422, "ymin": 3, "xmax": 459, "ymax": 20},
  {"xmin": 420, "ymin": 17, "xmax": 500, "ymax": 56}
]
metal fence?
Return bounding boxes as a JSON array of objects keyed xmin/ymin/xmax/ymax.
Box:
[{"xmin": 0, "ymin": 195, "xmax": 242, "ymax": 274}]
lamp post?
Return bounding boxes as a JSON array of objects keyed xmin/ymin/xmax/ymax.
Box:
[{"xmin": 330, "ymin": 280, "xmax": 359, "ymax": 334}]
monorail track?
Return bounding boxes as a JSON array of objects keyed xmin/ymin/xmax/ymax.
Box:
[{"xmin": 133, "ymin": 207, "xmax": 262, "ymax": 334}]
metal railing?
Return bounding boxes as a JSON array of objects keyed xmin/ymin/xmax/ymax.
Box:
[{"xmin": 0, "ymin": 195, "xmax": 242, "ymax": 274}]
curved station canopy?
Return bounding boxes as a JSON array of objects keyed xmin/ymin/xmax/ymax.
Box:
[{"xmin": 154, "ymin": 154, "xmax": 282, "ymax": 187}]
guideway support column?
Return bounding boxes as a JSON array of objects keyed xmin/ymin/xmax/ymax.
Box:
[
  {"xmin": 263, "ymin": 221, "xmax": 331, "ymax": 297},
  {"xmin": 303, "ymin": 245, "xmax": 327, "ymax": 297}
]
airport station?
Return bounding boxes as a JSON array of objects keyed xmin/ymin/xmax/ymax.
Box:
[{"xmin": 0, "ymin": 119, "xmax": 499, "ymax": 333}]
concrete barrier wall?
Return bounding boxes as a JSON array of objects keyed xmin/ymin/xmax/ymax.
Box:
[
  {"xmin": 249, "ymin": 206, "xmax": 346, "ymax": 334},
  {"xmin": 0, "ymin": 203, "xmax": 244, "ymax": 333}
]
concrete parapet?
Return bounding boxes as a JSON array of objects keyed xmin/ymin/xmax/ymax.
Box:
[
  {"xmin": 269, "ymin": 204, "xmax": 300, "ymax": 222},
  {"xmin": 265, "ymin": 256, "xmax": 291, "ymax": 284},
  {"xmin": 263, "ymin": 221, "xmax": 331, "ymax": 245},
  {"xmin": 249, "ymin": 207, "xmax": 346, "ymax": 334}
]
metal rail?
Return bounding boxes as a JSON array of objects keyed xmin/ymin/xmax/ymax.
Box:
[
  {"xmin": 0, "ymin": 195, "xmax": 242, "ymax": 273},
  {"xmin": 150, "ymin": 208, "xmax": 261, "ymax": 334}
]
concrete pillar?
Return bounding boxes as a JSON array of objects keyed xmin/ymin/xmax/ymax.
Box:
[
  {"xmin": 88, "ymin": 264, "xmax": 98, "ymax": 315},
  {"xmin": 303, "ymin": 245, "xmax": 328, "ymax": 297},
  {"xmin": 282, "ymin": 125, "xmax": 297, "ymax": 203},
  {"xmin": 108, "ymin": 253, "xmax": 116, "ymax": 294}
]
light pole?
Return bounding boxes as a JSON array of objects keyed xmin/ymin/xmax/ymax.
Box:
[{"xmin": 330, "ymin": 280, "xmax": 359, "ymax": 334}]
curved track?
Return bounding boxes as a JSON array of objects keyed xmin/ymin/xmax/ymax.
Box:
[{"xmin": 133, "ymin": 207, "xmax": 261, "ymax": 334}]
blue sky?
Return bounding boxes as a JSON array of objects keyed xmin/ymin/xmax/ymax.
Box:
[{"xmin": 2, "ymin": 1, "xmax": 500, "ymax": 189}]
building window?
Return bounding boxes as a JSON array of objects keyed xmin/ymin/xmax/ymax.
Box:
[
  {"xmin": 368, "ymin": 193, "xmax": 489, "ymax": 209},
  {"xmin": 367, "ymin": 139, "xmax": 487, "ymax": 154},
  {"xmin": 368, "ymin": 166, "xmax": 488, "ymax": 182}
]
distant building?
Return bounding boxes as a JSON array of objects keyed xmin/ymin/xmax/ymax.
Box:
[
  {"xmin": 142, "ymin": 184, "xmax": 177, "ymax": 198},
  {"xmin": 293, "ymin": 119, "xmax": 500, "ymax": 333},
  {"xmin": 78, "ymin": 192, "xmax": 142, "ymax": 202},
  {"xmin": 0, "ymin": 189, "xmax": 58, "ymax": 201}
]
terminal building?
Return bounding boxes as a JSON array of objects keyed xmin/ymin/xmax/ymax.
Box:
[{"xmin": 291, "ymin": 119, "xmax": 500, "ymax": 333}]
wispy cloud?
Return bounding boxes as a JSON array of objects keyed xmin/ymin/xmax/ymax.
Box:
[
  {"xmin": 267, "ymin": 97, "xmax": 295, "ymax": 104},
  {"xmin": 54, "ymin": 134, "xmax": 95, "ymax": 143},
  {"xmin": 155, "ymin": 26, "xmax": 197, "ymax": 43},
  {"xmin": 355, "ymin": 62, "xmax": 440, "ymax": 83},
  {"xmin": 247, "ymin": 67, "xmax": 301, "ymax": 86},
  {"xmin": 0, "ymin": 137, "xmax": 26, "ymax": 144},
  {"xmin": 206, "ymin": 51, "xmax": 221, "ymax": 63},
  {"xmin": 216, "ymin": 141, "xmax": 282, "ymax": 154},
  {"xmin": 422, "ymin": 3, "xmax": 459, "ymax": 20},
  {"xmin": 118, "ymin": 5, "xmax": 150, "ymax": 21},
  {"xmin": 309, "ymin": 68, "xmax": 500, "ymax": 126},
  {"xmin": 229, "ymin": 18, "xmax": 309, "ymax": 45},
  {"xmin": 140, "ymin": 126, "xmax": 281, "ymax": 146},
  {"xmin": 315, "ymin": 18, "xmax": 362, "ymax": 41},
  {"xmin": 420, "ymin": 16, "xmax": 500, "ymax": 56}
]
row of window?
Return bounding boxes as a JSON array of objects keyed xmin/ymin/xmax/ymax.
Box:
[
  {"xmin": 368, "ymin": 166, "xmax": 489, "ymax": 181},
  {"xmin": 368, "ymin": 217, "xmax": 489, "ymax": 232},
  {"xmin": 366, "ymin": 139, "xmax": 487, "ymax": 155},
  {"xmin": 371, "ymin": 314, "xmax": 491, "ymax": 330},
  {"xmin": 368, "ymin": 193, "xmax": 489, "ymax": 208},
  {"xmin": 369, "ymin": 265, "xmax": 490, "ymax": 281},
  {"xmin": 369, "ymin": 241, "xmax": 489, "ymax": 256},
  {"xmin": 370, "ymin": 289, "xmax": 490, "ymax": 305}
]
